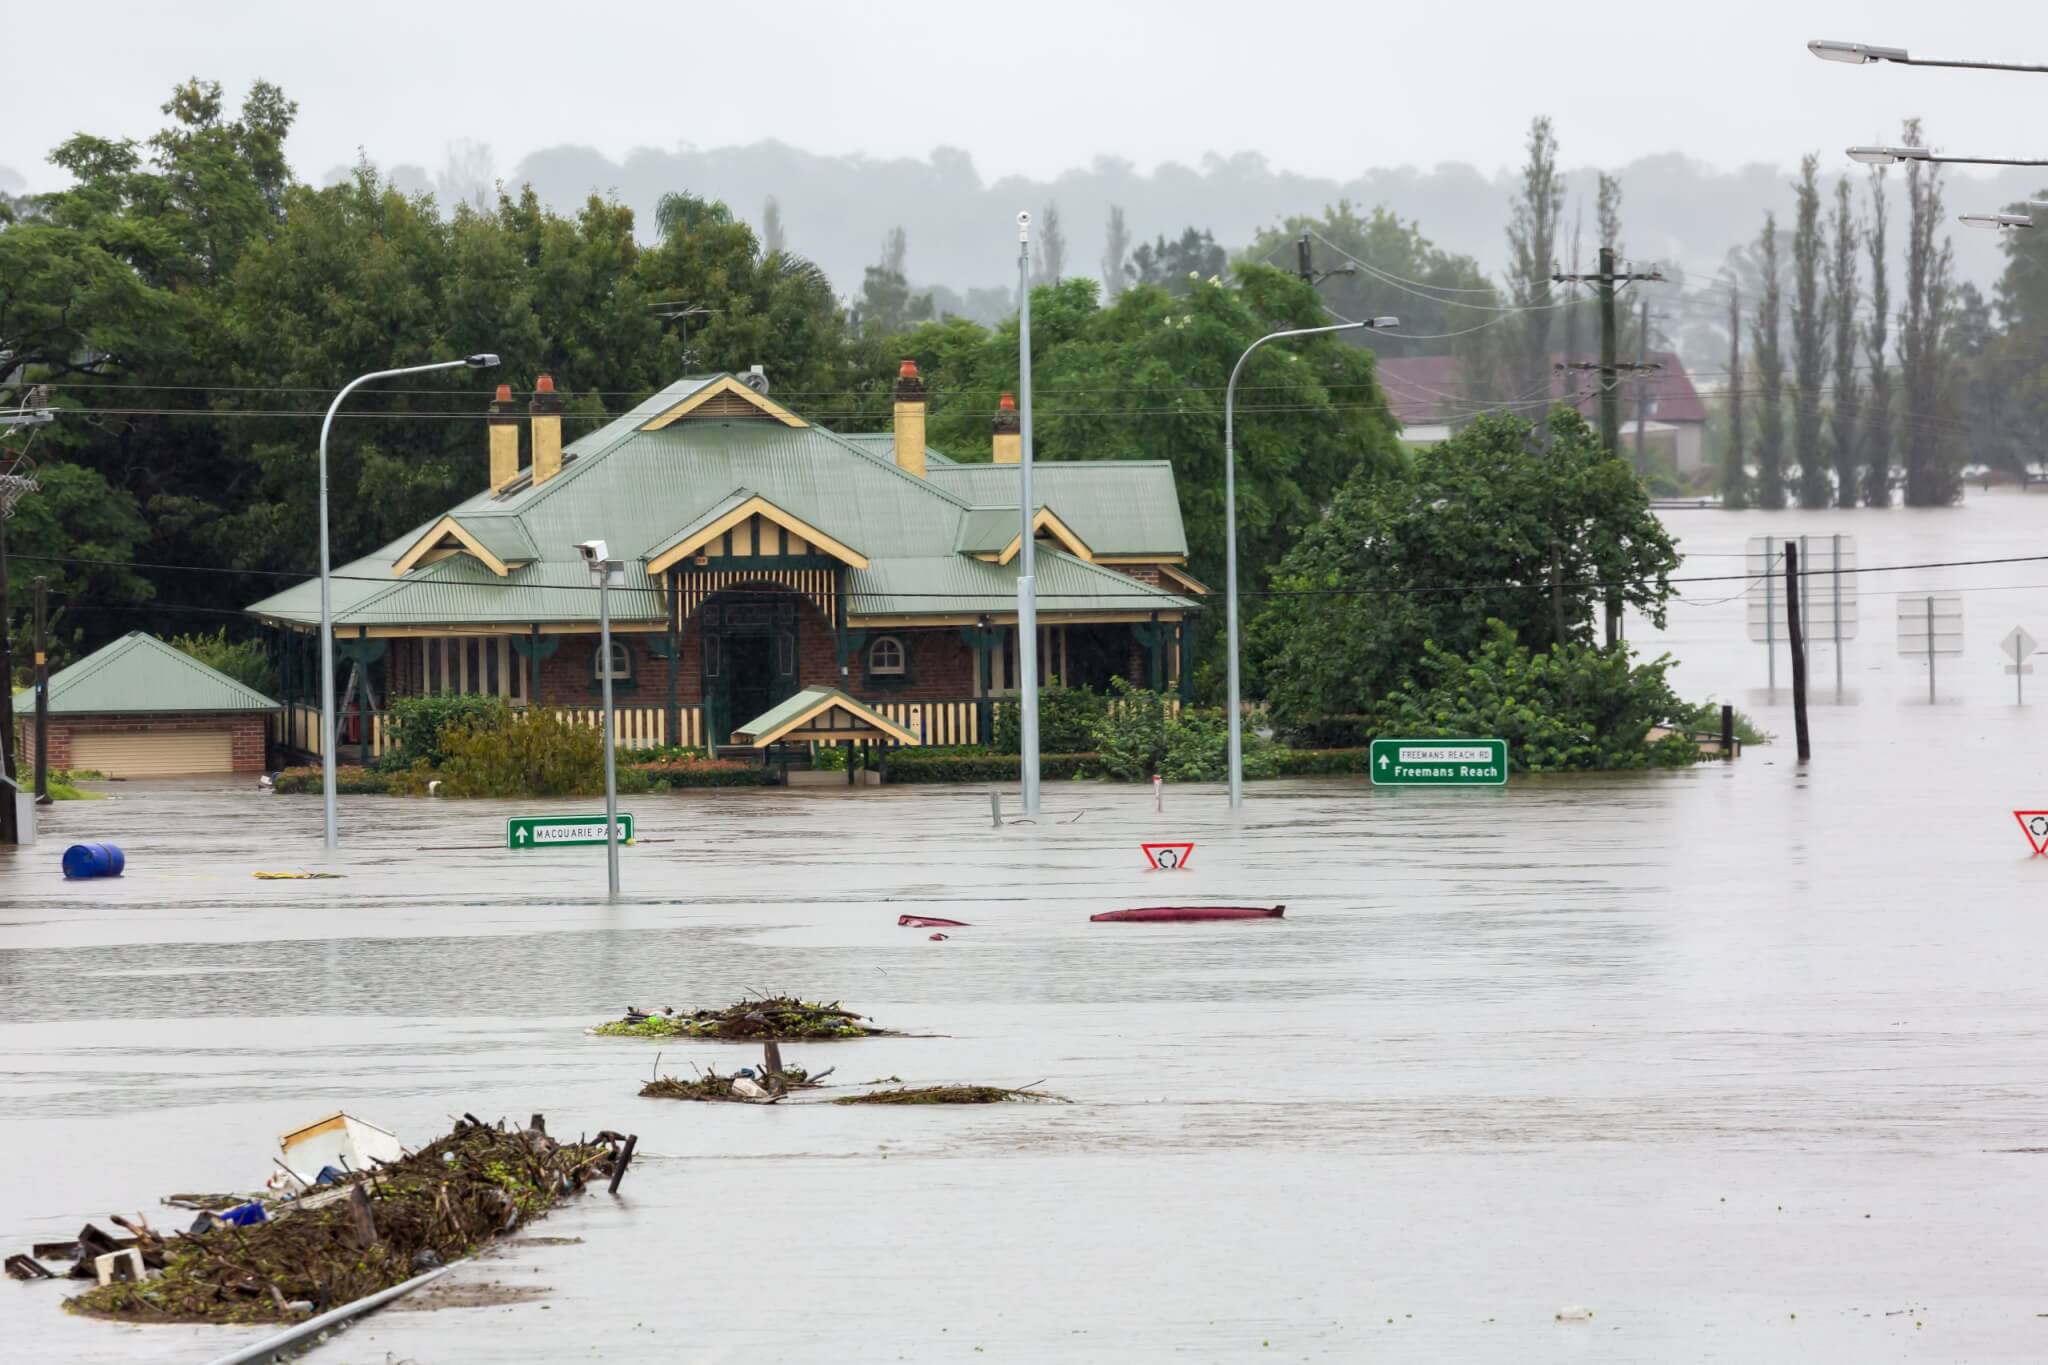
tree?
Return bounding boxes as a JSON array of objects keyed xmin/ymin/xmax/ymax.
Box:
[
  {"xmin": 1244, "ymin": 202, "xmax": 1500, "ymax": 360},
  {"xmin": 1751, "ymin": 213, "xmax": 1786, "ymax": 509},
  {"xmin": 1101, "ymin": 204, "xmax": 1130, "ymax": 299},
  {"xmin": 761, "ymin": 195, "xmax": 785, "ymax": 254},
  {"xmin": 1790, "ymin": 154, "xmax": 1830, "ymax": 508},
  {"xmin": 1863, "ymin": 167, "xmax": 1894, "ymax": 506},
  {"xmin": 1033, "ymin": 203, "xmax": 1065, "ymax": 284},
  {"xmin": 1125, "ymin": 227, "xmax": 1227, "ymax": 294},
  {"xmin": 1505, "ymin": 118, "xmax": 1565, "ymax": 427},
  {"xmin": 855, "ymin": 226, "xmax": 932, "ymax": 337},
  {"xmin": 1723, "ymin": 279, "xmax": 1747, "ymax": 508},
  {"xmin": 1825, "ymin": 174, "xmax": 1860, "ymax": 507},
  {"xmin": 1900, "ymin": 117, "xmax": 1958, "ymax": 506},
  {"xmin": 1255, "ymin": 409, "xmax": 1680, "ymax": 720}
]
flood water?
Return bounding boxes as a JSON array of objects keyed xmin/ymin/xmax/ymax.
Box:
[{"xmin": 3, "ymin": 492, "xmax": 2047, "ymax": 1363}]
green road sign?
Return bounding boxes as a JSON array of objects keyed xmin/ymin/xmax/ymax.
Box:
[
  {"xmin": 1369, "ymin": 738, "xmax": 1507, "ymax": 786},
  {"xmin": 507, "ymin": 813, "xmax": 635, "ymax": 849}
]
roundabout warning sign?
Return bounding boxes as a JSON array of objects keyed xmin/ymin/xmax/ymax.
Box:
[
  {"xmin": 2015, "ymin": 811, "xmax": 2048, "ymax": 857},
  {"xmin": 1142, "ymin": 842, "xmax": 1194, "ymax": 870}
]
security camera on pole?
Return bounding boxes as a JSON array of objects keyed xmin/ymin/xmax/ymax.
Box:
[
  {"xmin": 576, "ymin": 538, "xmax": 625, "ymax": 900},
  {"xmin": 1014, "ymin": 211, "xmax": 1041, "ymax": 814}
]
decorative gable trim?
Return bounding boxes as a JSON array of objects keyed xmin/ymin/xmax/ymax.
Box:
[
  {"xmin": 638, "ymin": 376, "xmax": 807, "ymax": 430},
  {"xmin": 392, "ymin": 516, "xmax": 517, "ymax": 578},
  {"xmin": 994, "ymin": 507, "xmax": 1093, "ymax": 565},
  {"xmin": 646, "ymin": 494, "xmax": 870, "ymax": 575}
]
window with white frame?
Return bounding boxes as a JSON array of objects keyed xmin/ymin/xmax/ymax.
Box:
[
  {"xmin": 595, "ymin": 639, "xmax": 634, "ymax": 681},
  {"xmin": 868, "ymin": 635, "xmax": 906, "ymax": 676}
]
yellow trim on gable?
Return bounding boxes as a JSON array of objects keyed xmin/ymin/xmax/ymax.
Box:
[
  {"xmin": 737, "ymin": 695, "xmax": 919, "ymax": 747},
  {"xmin": 1096, "ymin": 555, "xmax": 1188, "ymax": 566},
  {"xmin": 1157, "ymin": 564, "xmax": 1211, "ymax": 595},
  {"xmin": 995, "ymin": 508, "xmax": 1093, "ymax": 565},
  {"xmin": 391, "ymin": 516, "xmax": 516, "ymax": 578},
  {"xmin": 646, "ymin": 495, "xmax": 869, "ymax": 575},
  {"xmin": 638, "ymin": 376, "xmax": 808, "ymax": 430}
]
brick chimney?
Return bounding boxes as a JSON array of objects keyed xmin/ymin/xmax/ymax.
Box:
[
  {"xmin": 488, "ymin": 383, "xmax": 521, "ymax": 490},
  {"xmin": 530, "ymin": 374, "xmax": 563, "ymax": 486},
  {"xmin": 891, "ymin": 359, "xmax": 927, "ymax": 478},
  {"xmin": 992, "ymin": 392, "xmax": 1020, "ymax": 464}
]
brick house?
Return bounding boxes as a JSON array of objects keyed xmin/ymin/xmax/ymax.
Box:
[
  {"xmin": 14, "ymin": 631, "xmax": 278, "ymax": 777},
  {"xmin": 246, "ymin": 367, "xmax": 1203, "ymax": 760}
]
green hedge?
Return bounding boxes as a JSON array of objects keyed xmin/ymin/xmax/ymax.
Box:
[
  {"xmin": 1274, "ymin": 748, "xmax": 1375, "ymax": 776},
  {"xmin": 883, "ymin": 749, "xmax": 1101, "ymax": 783},
  {"xmin": 632, "ymin": 759, "xmax": 779, "ymax": 788},
  {"xmin": 272, "ymin": 765, "xmax": 395, "ymax": 795}
]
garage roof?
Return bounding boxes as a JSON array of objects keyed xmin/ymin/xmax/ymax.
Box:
[{"xmin": 18, "ymin": 632, "xmax": 280, "ymax": 715}]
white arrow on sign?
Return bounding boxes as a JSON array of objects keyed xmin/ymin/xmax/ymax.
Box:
[
  {"xmin": 1377, "ymin": 754, "xmax": 1390, "ymax": 769},
  {"xmin": 2003, "ymin": 626, "xmax": 2038, "ymax": 664},
  {"xmin": 516, "ymin": 829, "xmax": 529, "ymax": 845}
]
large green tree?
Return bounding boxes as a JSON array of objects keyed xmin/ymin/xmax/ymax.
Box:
[
  {"xmin": 1254, "ymin": 409, "xmax": 1679, "ymax": 720},
  {"xmin": 1790, "ymin": 155, "xmax": 1830, "ymax": 508}
]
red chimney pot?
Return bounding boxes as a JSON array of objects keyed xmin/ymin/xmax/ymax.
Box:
[
  {"xmin": 535, "ymin": 374, "xmax": 556, "ymax": 394},
  {"xmin": 898, "ymin": 360, "xmax": 918, "ymax": 379},
  {"xmin": 998, "ymin": 393, "xmax": 1016, "ymax": 411},
  {"xmin": 494, "ymin": 383, "xmax": 513, "ymax": 402}
]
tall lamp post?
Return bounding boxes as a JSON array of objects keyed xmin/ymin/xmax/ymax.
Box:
[
  {"xmin": 1810, "ymin": 38, "xmax": 2048, "ymax": 75},
  {"xmin": 1014, "ymin": 211, "xmax": 1041, "ymax": 814},
  {"xmin": 317, "ymin": 354, "xmax": 497, "ymax": 849},
  {"xmin": 1223, "ymin": 318, "xmax": 1398, "ymax": 809},
  {"xmin": 577, "ymin": 539, "xmax": 624, "ymax": 900}
]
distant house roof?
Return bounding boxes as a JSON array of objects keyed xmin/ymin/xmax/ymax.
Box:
[
  {"xmin": 245, "ymin": 373, "xmax": 1195, "ymax": 631},
  {"xmin": 17, "ymin": 632, "xmax": 279, "ymax": 715},
  {"xmin": 1376, "ymin": 350, "xmax": 1708, "ymax": 431}
]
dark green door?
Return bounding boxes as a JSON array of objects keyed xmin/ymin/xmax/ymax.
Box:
[{"xmin": 727, "ymin": 635, "xmax": 775, "ymax": 737}]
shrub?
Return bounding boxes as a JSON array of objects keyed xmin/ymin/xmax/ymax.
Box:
[
  {"xmin": 1364, "ymin": 622, "xmax": 1707, "ymax": 773},
  {"xmin": 621, "ymin": 742, "xmax": 707, "ymax": 763},
  {"xmin": 810, "ymin": 744, "xmax": 867, "ymax": 771},
  {"xmin": 437, "ymin": 707, "xmax": 607, "ymax": 797},
  {"xmin": 1089, "ymin": 679, "xmax": 1277, "ymax": 782},
  {"xmin": 1675, "ymin": 701, "xmax": 1773, "ymax": 746},
  {"xmin": 992, "ymin": 685, "xmax": 1106, "ymax": 754},
  {"xmin": 633, "ymin": 758, "xmax": 779, "ymax": 788},
  {"xmin": 169, "ymin": 628, "xmax": 279, "ymax": 698},
  {"xmin": 380, "ymin": 694, "xmax": 508, "ymax": 771},
  {"xmin": 882, "ymin": 748, "xmax": 1100, "ymax": 783},
  {"xmin": 272, "ymin": 765, "xmax": 394, "ymax": 795},
  {"xmin": 1275, "ymin": 715, "xmax": 1373, "ymax": 749}
]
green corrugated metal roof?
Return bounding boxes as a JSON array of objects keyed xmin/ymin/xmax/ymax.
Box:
[
  {"xmin": 838, "ymin": 433, "xmax": 957, "ymax": 466},
  {"xmin": 924, "ymin": 461, "xmax": 1188, "ymax": 557},
  {"xmin": 246, "ymin": 374, "xmax": 1193, "ymax": 629},
  {"xmin": 848, "ymin": 548, "xmax": 1193, "ymax": 619},
  {"xmin": 450, "ymin": 515, "xmax": 539, "ymax": 563},
  {"xmin": 730, "ymin": 686, "xmax": 917, "ymax": 745},
  {"xmin": 954, "ymin": 507, "xmax": 1020, "ymax": 554},
  {"xmin": 17, "ymin": 632, "xmax": 279, "ymax": 715}
]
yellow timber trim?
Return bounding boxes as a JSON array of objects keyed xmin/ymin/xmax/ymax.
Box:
[
  {"xmin": 740, "ymin": 695, "xmax": 920, "ymax": 748},
  {"xmin": 254, "ymin": 619, "xmax": 670, "ymax": 639},
  {"xmin": 850, "ymin": 611, "xmax": 1186, "ymax": 628},
  {"xmin": 646, "ymin": 495, "xmax": 870, "ymax": 576},
  {"xmin": 638, "ymin": 375, "xmax": 808, "ymax": 431},
  {"xmin": 1157, "ymin": 564, "xmax": 1212, "ymax": 595},
  {"xmin": 995, "ymin": 508, "xmax": 1093, "ymax": 565},
  {"xmin": 390, "ymin": 516, "xmax": 517, "ymax": 578},
  {"xmin": 1095, "ymin": 554, "xmax": 1189, "ymax": 566}
]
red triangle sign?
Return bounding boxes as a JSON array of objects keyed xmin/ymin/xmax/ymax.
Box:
[
  {"xmin": 1141, "ymin": 841, "xmax": 1195, "ymax": 871},
  {"xmin": 2015, "ymin": 811, "xmax": 2048, "ymax": 857}
]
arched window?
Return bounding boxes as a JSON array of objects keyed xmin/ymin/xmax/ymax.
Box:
[
  {"xmin": 868, "ymin": 635, "xmax": 906, "ymax": 676},
  {"xmin": 594, "ymin": 640, "xmax": 633, "ymax": 681}
]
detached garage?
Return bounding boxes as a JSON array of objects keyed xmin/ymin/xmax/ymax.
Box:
[{"xmin": 15, "ymin": 632, "xmax": 278, "ymax": 778}]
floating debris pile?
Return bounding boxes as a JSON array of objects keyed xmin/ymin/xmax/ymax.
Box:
[
  {"xmin": 640, "ymin": 1042, "xmax": 834, "ymax": 1102},
  {"xmin": 595, "ymin": 995, "xmax": 886, "ymax": 1040},
  {"xmin": 24, "ymin": 1115, "xmax": 633, "ymax": 1325},
  {"xmin": 834, "ymin": 1085, "xmax": 1067, "ymax": 1105}
]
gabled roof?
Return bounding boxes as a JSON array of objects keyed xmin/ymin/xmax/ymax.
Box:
[
  {"xmin": 731, "ymin": 687, "xmax": 920, "ymax": 747},
  {"xmin": 925, "ymin": 462, "xmax": 1188, "ymax": 559},
  {"xmin": 18, "ymin": 632, "xmax": 279, "ymax": 715},
  {"xmin": 839, "ymin": 433, "xmax": 956, "ymax": 467},
  {"xmin": 245, "ymin": 373, "xmax": 1196, "ymax": 629},
  {"xmin": 993, "ymin": 506, "xmax": 1091, "ymax": 565},
  {"xmin": 1376, "ymin": 350, "xmax": 1709, "ymax": 429},
  {"xmin": 848, "ymin": 548, "xmax": 1194, "ymax": 621}
]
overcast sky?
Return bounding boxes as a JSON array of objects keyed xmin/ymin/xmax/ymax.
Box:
[{"xmin": 7, "ymin": 0, "xmax": 2048, "ymax": 194}]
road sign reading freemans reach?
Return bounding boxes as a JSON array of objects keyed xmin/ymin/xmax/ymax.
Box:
[
  {"xmin": 1369, "ymin": 739, "xmax": 1508, "ymax": 786},
  {"xmin": 507, "ymin": 814, "xmax": 635, "ymax": 849}
]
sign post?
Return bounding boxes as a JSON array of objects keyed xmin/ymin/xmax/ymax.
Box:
[
  {"xmin": 1897, "ymin": 593, "xmax": 1963, "ymax": 703},
  {"xmin": 2002, "ymin": 626, "xmax": 2038, "ymax": 705},
  {"xmin": 508, "ymin": 814, "xmax": 636, "ymax": 849},
  {"xmin": 1369, "ymin": 738, "xmax": 1508, "ymax": 787}
]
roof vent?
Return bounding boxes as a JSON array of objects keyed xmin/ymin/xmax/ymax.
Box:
[{"xmin": 742, "ymin": 365, "xmax": 770, "ymax": 394}]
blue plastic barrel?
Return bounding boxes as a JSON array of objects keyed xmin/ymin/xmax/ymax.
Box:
[{"xmin": 61, "ymin": 842, "xmax": 125, "ymax": 879}]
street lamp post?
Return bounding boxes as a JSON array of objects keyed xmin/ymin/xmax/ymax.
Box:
[
  {"xmin": 577, "ymin": 539, "xmax": 624, "ymax": 900},
  {"xmin": 1960, "ymin": 212, "xmax": 2034, "ymax": 230},
  {"xmin": 1015, "ymin": 212, "xmax": 1041, "ymax": 814},
  {"xmin": 1847, "ymin": 146, "xmax": 2048, "ymax": 168},
  {"xmin": 316, "ymin": 355, "xmax": 497, "ymax": 849},
  {"xmin": 1223, "ymin": 317, "xmax": 1398, "ymax": 809},
  {"xmin": 1810, "ymin": 38, "xmax": 2048, "ymax": 74}
]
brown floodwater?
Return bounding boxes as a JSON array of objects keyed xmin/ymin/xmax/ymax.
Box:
[{"xmin": 3, "ymin": 492, "xmax": 2046, "ymax": 1362}]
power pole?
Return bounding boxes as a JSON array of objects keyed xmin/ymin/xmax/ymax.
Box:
[
  {"xmin": 1297, "ymin": 231, "xmax": 1314, "ymax": 284},
  {"xmin": 33, "ymin": 576, "xmax": 48, "ymax": 801},
  {"xmin": 1552, "ymin": 248, "xmax": 1664, "ymax": 645},
  {"xmin": 1727, "ymin": 284, "xmax": 1743, "ymax": 498},
  {"xmin": 1633, "ymin": 293, "xmax": 1652, "ymax": 475},
  {"xmin": 0, "ymin": 397, "xmax": 51, "ymax": 844}
]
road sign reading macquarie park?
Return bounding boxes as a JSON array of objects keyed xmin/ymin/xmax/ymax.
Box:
[
  {"xmin": 507, "ymin": 814, "xmax": 635, "ymax": 849},
  {"xmin": 1369, "ymin": 739, "xmax": 1508, "ymax": 786}
]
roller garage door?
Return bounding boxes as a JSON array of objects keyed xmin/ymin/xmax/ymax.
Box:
[{"xmin": 70, "ymin": 730, "xmax": 235, "ymax": 777}]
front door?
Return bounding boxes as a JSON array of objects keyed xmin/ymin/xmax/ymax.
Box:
[{"xmin": 726, "ymin": 634, "xmax": 776, "ymax": 739}]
